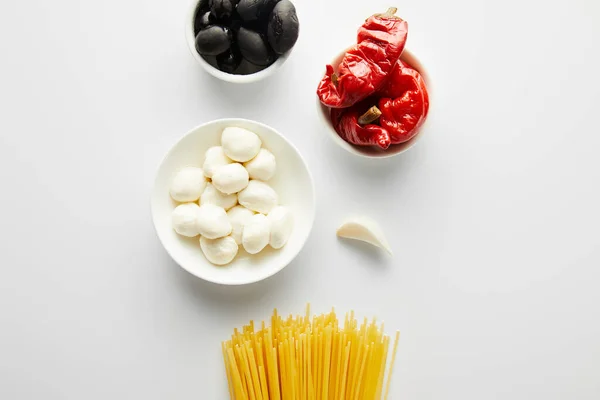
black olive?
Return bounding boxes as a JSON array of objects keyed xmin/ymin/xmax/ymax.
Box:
[
  {"xmin": 241, "ymin": 19, "xmax": 266, "ymax": 34},
  {"xmin": 195, "ymin": 26, "xmax": 231, "ymax": 56},
  {"xmin": 243, "ymin": 62, "xmax": 268, "ymax": 75},
  {"xmin": 236, "ymin": 27, "xmax": 275, "ymax": 66},
  {"xmin": 209, "ymin": 0, "xmax": 234, "ymax": 21},
  {"xmin": 217, "ymin": 47, "xmax": 243, "ymax": 73},
  {"xmin": 193, "ymin": 0, "xmax": 211, "ymax": 35},
  {"xmin": 237, "ymin": 0, "xmax": 280, "ymax": 23},
  {"xmin": 267, "ymin": 0, "xmax": 299, "ymax": 55},
  {"xmin": 224, "ymin": 26, "xmax": 233, "ymax": 41},
  {"xmin": 198, "ymin": 11, "xmax": 215, "ymax": 29},
  {"xmin": 230, "ymin": 12, "xmax": 243, "ymax": 33}
]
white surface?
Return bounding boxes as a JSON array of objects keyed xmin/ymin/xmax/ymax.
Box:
[
  {"xmin": 152, "ymin": 119, "xmax": 315, "ymax": 285},
  {"xmin": 0, "ymin": 0, "xmax": 599, "ymax": 399}
]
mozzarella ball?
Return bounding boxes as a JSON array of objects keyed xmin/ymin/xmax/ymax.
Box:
[
  {"xmin": 227, "ymin": 205, "xmax": 255, "ymax": 244},
  {"xmin": 238, "ymin": 180, "xmax": 278, "ymax": 214},
  {"xmin": 244, "ymin": 148, "xmax": 276, "ymax": 181},
  {"xmin": 203, "ymin": 146, "xmax": 232, "ymax": 178},
  {"xmin": 171, "ymin": 203, "xmax": 200, "ymax": 237},
  {"xmin": 242, "ymin": 214, "xmax": 270, "ymax": 254},
  {"xmin": 201, "ymin": 183, "xmax": 237, "ymax": 210},
  {"xmin": 200, "ymin": 236, "xmax": 238, "ymax": 266},
  {"xmin": 221, "ymin": 127, "xmax": 262, "ymax": 162},
  {"xmin": 211, "ymin": 163, "xmax": 249, "ymax": 195},
  {"xmin": 195, "ymin": 204, "xmax": 232, "ymax": 239},
  {"xmin": 169, "ymin": 167, "xmax": 207, "ymax": 202},
  {"xmin": 268, "ymin": 206, "xmax": 294, "ymax": 249}
]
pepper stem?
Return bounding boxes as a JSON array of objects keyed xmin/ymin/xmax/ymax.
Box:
[
  {"xmin": 358, "ymin": 106, "xmax": 382, "ymax": 125},
  {"xmin": 373, "ymin": 7, "xmax": 399, "ymax": 20},
  {"xmin": 331, "ymin": 73, "xmax": 339, "ymax": 86}
]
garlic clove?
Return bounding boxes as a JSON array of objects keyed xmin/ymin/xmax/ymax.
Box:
[{"xmin": 336, "ymin": 216, "xmax": 392, "ymax": 255}]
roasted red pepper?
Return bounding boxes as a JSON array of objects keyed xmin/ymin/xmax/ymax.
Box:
[
  {"xmin": 316, "ymin": 8, "xmax": 408, "ymax": 109},
  {"xmin": 330, "ymin": 101, "xmax": 391, "ymax": 149},
  {"xmin": 330, "ymin": 61, "xmax": 429, "ymax": 148},
  {"xmin": 377, "ymin": 60, "xmax": 429, "ymax": 144}
]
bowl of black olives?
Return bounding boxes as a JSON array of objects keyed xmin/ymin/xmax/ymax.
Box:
[{"xmin": 186, "ymin": 0, "xmax": 300, "ymax": 83}]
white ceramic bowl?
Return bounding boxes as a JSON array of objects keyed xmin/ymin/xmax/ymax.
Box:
[
  {"xmin": 185, "ymin": 0, "xmax": 292, "ymax": 84},
  {"xmin": 317, "ymin": 48, "xmax": 432, "ymax": 158},
  {"xmin": 151, "ymin": 119, "xmax": 315, "ymax": 285}
]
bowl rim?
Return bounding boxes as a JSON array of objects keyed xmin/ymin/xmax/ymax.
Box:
[
  {"xmin": 185, "ymin": 0, "xmax": 291, "ymax": 84},
  {"xmin": 317, "ymin": 47, "xmax": 432, "ymax": 159},
  {"xmin": 151, "ymin": 118, "xmax": 316, "ymax": 285}
]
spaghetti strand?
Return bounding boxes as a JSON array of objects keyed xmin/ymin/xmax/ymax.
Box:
[{"xmin": 222, "ymin": 305, "xmax": 401, "ymax": 400}]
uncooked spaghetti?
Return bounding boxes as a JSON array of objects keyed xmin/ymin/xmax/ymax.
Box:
[{"xmin": 222, "ymin": 304, "xmax": 400, "ymax": 399}]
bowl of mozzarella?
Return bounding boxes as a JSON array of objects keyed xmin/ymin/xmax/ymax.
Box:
[{"xmin": 151, "ymin": 119, "xmax": 315, "ymax": 285}]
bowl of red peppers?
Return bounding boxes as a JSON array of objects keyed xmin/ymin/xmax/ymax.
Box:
[{"xmin": 316, "ymin": 8, "xmax": 431, "ymax": 158}]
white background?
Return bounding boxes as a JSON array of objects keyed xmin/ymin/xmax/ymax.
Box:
[{"xmin": 0, "ymin": 0, "xmax": 599, "ymax": 398}]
